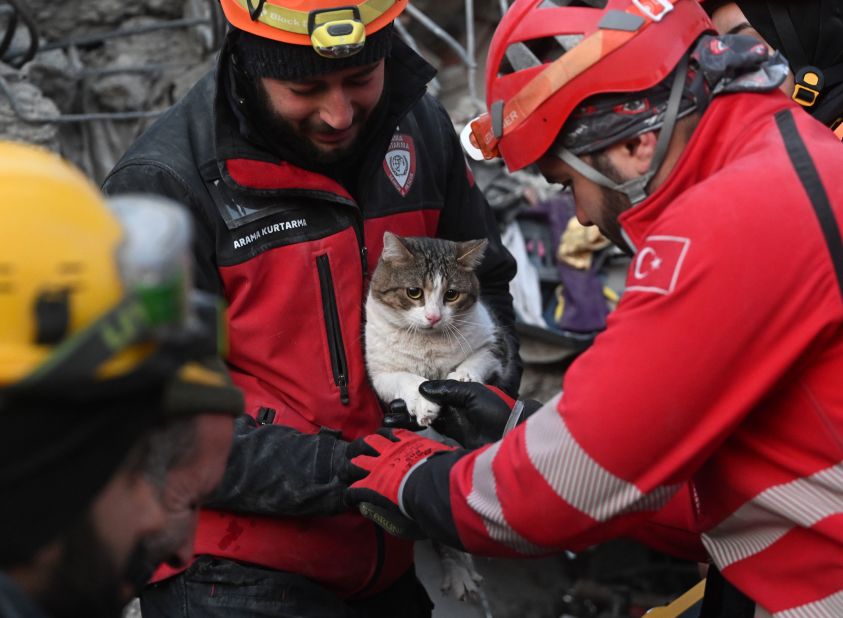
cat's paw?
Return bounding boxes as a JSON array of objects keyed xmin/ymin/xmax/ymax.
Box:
[
  {"xmin": 447, "ymin": 368, "xmax": 483, "ymax": 383},
  {"xmin": 407, "ymin": 392, "xmax": 441, "ymax": 427},
  {"xmin": 394, "ymin": 376, "xmax": 441, "ymax": 426},
  {"xmin": 438, "ymin": 546, "xmax": 483, "ymax": 602}
]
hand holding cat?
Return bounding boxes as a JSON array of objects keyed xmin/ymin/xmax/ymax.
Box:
[{"xmin": 419, "ymin": 380, "xmax": 542, "ymax": 449}]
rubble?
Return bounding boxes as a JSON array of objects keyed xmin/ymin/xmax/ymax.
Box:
[{"xmin": 0, "ymin": 62, "xmax": 60, "ymax": 149}]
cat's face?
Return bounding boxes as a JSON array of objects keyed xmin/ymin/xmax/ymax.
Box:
[{"xmin": 369, "ymin": 232, "xmax": 487, "ymax": 332}]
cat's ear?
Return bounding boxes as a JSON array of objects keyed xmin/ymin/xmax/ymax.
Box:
[
  {"xmin": 381, "ymin": 231, "xmax": 414, "ymax": 263},
  {"xmin": 456, "ymin": 238, "xmax": 488, "ymax": 270}
]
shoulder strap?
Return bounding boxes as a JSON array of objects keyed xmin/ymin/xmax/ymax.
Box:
[{"xmin": 775, "ymin": 109, "xmax": 843, "ymax": 300}]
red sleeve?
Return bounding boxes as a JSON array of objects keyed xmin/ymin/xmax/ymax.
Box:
[
  {"xmin": 626, "ymin": 485, "xmax": 708, "ymax": 562},
  {"xmin": 445, "ymin": 195, "xmax": 826, "ymax": 557}
]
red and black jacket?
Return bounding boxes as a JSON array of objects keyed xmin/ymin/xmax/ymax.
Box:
[{"xmin": 103, "ymin": 39, "xmax": 519, "ymax": 598}]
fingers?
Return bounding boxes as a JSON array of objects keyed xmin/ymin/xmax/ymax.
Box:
[
  {"xmin": 418, "ymin": 379, "xmax": 478, "ymax": 406},
  {"xmin": 388, "ymin": 398, "xmax": 409, "ymax": 416},
  {"xmin": 345, "ymin": 438, "xmax": 380, "ymax": 459},
  {"xmin": 383, "ymin": 413, "xmax": 424, "ymax": 431},
  {"xmin": 383, "ymin": 399, "xmax": 424, "ymax": 431},
  {"xmin": 341, "ymin": 460, "xmax": 369, "ymax": 483}
]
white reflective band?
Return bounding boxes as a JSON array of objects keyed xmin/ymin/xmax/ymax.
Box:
[
  {"xmin": 525, "ymin": 395, "xmax": 679, "ymax": 521},
  {"xmin": 467, "ymin": 441, "xmax": 546, "ymax": 555},
  {"xmin": 702, "ymin": 463, "xmax": 843, "ymax": 569},
  {"xmin": 774, "ymin": 589, "xmax": 843, "ymax": 618}
]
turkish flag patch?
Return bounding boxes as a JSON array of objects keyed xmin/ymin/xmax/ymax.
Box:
[
  {"xmin": 626, "ymin": 235, "xmax": 691, "ymax": 296},
  {"xmin": 383, "ymin": 133, "xmax": 416, "ymax": 197}
]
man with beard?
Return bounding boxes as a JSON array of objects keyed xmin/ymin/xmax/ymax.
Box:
[
  {"xmin": 337, "ymin": 1, "xmax": 843, "ymax": 617},
  {"xmin": 102, "ymin": 1, "xmax": 519, "ymax": 616},
  {"xmin": 0, "ymin": 141, "xmax": 242, "ymax": 618}
]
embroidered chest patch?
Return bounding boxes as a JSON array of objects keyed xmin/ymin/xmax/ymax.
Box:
[
  {"xmin": 383, "ymin": 133, "xmax": 416, "ymax": 196},
  {"xmin": 626, "ymin": 235, "xmax": 691, "ymax": 295}
]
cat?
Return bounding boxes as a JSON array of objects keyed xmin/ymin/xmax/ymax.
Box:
[
  {"xmin": 365, "ymin": 231, "xmax": 507, "ymax": 427},
  {"xmin": 365, "ymin": 231, "xmax": 507, "ymax": 603}
]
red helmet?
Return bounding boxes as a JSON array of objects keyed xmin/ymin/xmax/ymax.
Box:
[{"xmin": 464, "ymin": 0, "xmax": 712, "ymax": 171}]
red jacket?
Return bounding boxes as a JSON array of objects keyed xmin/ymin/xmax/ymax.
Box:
[
  {"xmin": 105, "ymin": 40, "xmax": 518, "ymax": 598},
  {"xmin": 408, "ymin": 92, "xmax": 843, "ymax": 615}
]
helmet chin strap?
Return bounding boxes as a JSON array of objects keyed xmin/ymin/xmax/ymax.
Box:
[{"xmin": 553, "ymin": 54, "xmax": 690, "ymax": 206}]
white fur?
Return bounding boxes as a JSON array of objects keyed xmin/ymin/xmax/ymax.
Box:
[
  {"xmin": 365, "ymin": 289, "xmax": 502, "ymax": 426},
  {"xmin": 366, "ymin": 278, "xmax": 498, "ymax": 604}
]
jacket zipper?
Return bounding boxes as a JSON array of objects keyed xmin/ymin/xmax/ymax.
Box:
[{"xmin": 316, "ymin": 254, "xmax": 350, "ymax": 405}]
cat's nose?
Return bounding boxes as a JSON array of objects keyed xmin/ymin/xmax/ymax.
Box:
[{"xmin": 426, "ymin": 313, "xmax": 441, "ymax": 325}]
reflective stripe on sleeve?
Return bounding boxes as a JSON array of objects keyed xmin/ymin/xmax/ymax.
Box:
[
  {"xmin": 774, "ymin": 589, "xmax": 843, "ymax": 618},
  {"xmin": 465, "ymin": 393, "xmax": 680, "ymax": 554},
  {"xmin": 467, "ymin": 441, "xmax": 546, "ymax": 555},
  {"xmin": 524, "ymin": 395, "xmax": 680, "ymax": 522},
  {"xmin": 702, "ymin": 463, "xmax": 843, "ymax": 569}
]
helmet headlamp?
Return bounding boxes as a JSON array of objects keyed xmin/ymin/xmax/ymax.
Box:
[{"xmin": 308, "ymin": 7, "xmax": 366, "ymax": 58}]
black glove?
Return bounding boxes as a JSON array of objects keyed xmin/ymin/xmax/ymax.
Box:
[
  {"xmin": 420, "ymin": 380, "xmax": 541, "ymax": 449},
  {"xmin": 382, "ymin": 399, "xmax": 424, "ymax": 431}
]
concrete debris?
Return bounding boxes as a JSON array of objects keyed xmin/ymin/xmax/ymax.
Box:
[
  {"xmin": 0, "ymin": 65, "xmax": 59, "ymax": 149},
  {"xmin": 23, "ymin": 0, "xmax": 182, "ymax": 42}
]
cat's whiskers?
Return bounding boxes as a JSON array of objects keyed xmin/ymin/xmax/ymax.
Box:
[
  {"xmin": 445, "ymin": 321, "xmax": 473, "ymax": 356},
  {"xmin": 449, "ymin": 317, "xmax": 484, "ymax": 328},
  {"xmin": 404, "ymin": 322, "xmax": 421, "ymax": 341}
]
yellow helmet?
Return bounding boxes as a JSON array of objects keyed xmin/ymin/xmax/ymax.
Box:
[{"xmin": 0, "ymin": 141, "xmax": 225, "ymax": 391}]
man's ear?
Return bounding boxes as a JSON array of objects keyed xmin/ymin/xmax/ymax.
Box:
[
  {"xmin": 627, "ymin": 132, "xmax": 658, "ymax": 175},
  {"xmin": 607, "ymin": 132, "xmax": 658, "ymax": 178}
]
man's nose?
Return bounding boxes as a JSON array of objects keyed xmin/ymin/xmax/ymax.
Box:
[{"xmin": 320, "ymin": 88, "xmax": 354, "ymax": 130}]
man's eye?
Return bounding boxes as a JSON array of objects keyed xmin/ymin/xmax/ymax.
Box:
[{"xmin": 406, "ymin": 288, "xmax": 423, "ymax": 300}]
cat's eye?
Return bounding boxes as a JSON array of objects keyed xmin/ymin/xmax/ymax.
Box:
[
  {"xmin": 444, "ymin": 289, "xmax": 461, "ymax": 302},
  {"xmin": 406, "ymin": 287, "xmax": 423, "ymax": 300}
]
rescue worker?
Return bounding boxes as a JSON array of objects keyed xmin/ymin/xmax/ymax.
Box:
[
  {"xmin": 705, "ymin": 0, "xmax": 843, "ymax": 137},
  {"xmin": 0, "ymin": 141, "xmax": 242, "ymax": 618},
  {"xmin": 102, "ymin": 0, "xmax": 520, "ymax": 615},
  {"xmin": 339, "ymin": 1, "xmax": 843, "ymax": 616}
]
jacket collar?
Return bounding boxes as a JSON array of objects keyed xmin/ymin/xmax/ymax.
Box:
[{"xmin": 618, "ymin": 91, "xmax": 797, "ymax": 252}]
